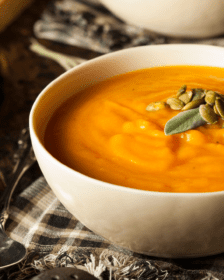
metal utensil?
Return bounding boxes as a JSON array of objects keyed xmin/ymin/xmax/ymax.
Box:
[
  {"xmin": 30, "ymin": 38, "xmax": 86, "ymax": 71},
  {"xmin": 0, "ymin": 128, "xmax": 36, "ymax": 269}
]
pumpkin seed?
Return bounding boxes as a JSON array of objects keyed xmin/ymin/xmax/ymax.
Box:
[
  {"xmin": 166, "ymin": 97, "xmax": 185, "ymax": 110},
  {"xmin": 176, "ymin": 85, "xmax": 187, "ymax": 97},
  {"xmin": 215, "ymin": 98, "xmax": 224, "ymax": 119},
  {"xmin": 213, "ymin": 104, "xmax": 220, "ymax": 115},
  {"xmin": 192, "ymin": 88, "xmax": 205, "ymax": 101},
  {"xmin": 205, "ymin": 91, "xmax": 217, "ymax": 105},
  {"xmin": 146, "ymin": 101, "xmax": 166, "ymax": 111},
  {"xmin": 146, "ymin": 85, "xmax": 224, "ymax": 136},
  {"xmin": 217, "ymin": 93, "xmax": 224, "ymax": 102},
  {"xmin": 199, "ymin": 104, "xmax": 218, "ymax": 124},
  {"xmin": 182, "ymin": 98, "xmax": 205, "ymax": 111},
  {"xmin": 178, "ymin": 91, "xmax": 193, "ymax": 104}
]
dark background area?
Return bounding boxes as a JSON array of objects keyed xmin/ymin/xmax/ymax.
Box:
[{"xmin": 0, "ymin": 0, "xmax": 99, "ymax": 193}]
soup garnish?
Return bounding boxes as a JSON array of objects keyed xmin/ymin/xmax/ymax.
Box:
[{"xmin": 146, "ymin": 85, "xmax": 224, "ymax": 135}]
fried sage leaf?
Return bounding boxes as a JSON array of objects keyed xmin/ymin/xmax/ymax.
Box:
[{"xmin": 164, "ymin": 108, "xmax": 206, "ymax": 136}]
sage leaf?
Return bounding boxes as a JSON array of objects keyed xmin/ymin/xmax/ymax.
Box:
[{"xmin": 164, "ymin": 107, "xmax": 207, "ymax": 136}]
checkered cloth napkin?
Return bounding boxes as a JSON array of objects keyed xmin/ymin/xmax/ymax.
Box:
[
  {"xmin": 1, "ymin": 175, "xmax": 224, "ymax": 280},
  {"xmin": 4, "ymin": 176, "xmax": 168, "ymax": 280},
  {"xmin": 7, "ymin": 176, "xmax": 128, "ymax": 256}
]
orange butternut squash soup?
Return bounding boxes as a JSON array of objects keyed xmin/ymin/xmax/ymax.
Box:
[{"xmin": 44, "ymin": 65, "xmax": 224, "ymax": 193}]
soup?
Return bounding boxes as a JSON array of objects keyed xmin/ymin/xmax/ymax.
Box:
[{"xmin": 44, "ymin": 65, "xmax": 224, "ymax": 193}]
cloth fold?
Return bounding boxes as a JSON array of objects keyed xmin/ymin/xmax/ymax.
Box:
[
  {"xmin": 33, "ymin": 0, "xmax": 224, "ymax": 56},
  {"xmin": 7, "ymin": 177, "xmax": 114, "ymax": 255},
  {"xmin": 33, "ymin": 0, "xmax": 166, "ymax": 54}
]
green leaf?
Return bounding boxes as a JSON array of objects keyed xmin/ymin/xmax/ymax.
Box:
[{"xmin": 164, "ymin": 107, "xmax": 207, "ymax": 136}]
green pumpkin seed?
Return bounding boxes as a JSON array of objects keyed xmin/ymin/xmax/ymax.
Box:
[
  {"xmin": 213, "ymin": 104, "xmax": 220, "ymax": 115},
  {"xmin": 178, "ymin": 91, "xmax": 193, "ymax": 104},
  {"xmin": 182, "ymin": 98, "xmax": 205, "ymax": 111},
  {"xmin": 146, "ymin": 85, "xmax": 224, "ymax": 136},
  {"xmin": 205, "ymin": 91, "xmax": 217, "ymax": 105},
  {"xmin": 217, "ymin": 93, "xmax": 224, "ymax": 102},
  {"xmin": 215, "ymin": 98, "xmax": 224, "ymax": 119},
  {"xmin": 166, "ymin": 97, "xmax": 185, "ymax": 110},
  {"xmin": 192, "ymin": 88, "xmax": 205, "ymax": 101},
  {"xmin": 176, "ymin": 85, "xmax": 187, "ymax": 97},
  {"xmin": 146, "ymin": 101, "xmax": 166, "ymax": 111},
  {"xmin": 199, "ymin": 104, "xmax": 218, "ymax": 124}
]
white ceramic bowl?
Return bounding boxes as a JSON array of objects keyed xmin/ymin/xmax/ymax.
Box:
[
  {"xmin": 99, "ymin": 0, "xmax": 224, "ymax": 38},
  {"xmin": 30, "ymin": 44, "xmax": 224, "ymax": 258}
]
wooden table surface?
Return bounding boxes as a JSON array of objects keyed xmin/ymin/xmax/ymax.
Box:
[{"xmin": 0, "ymin": 0, "xmax": 100, "ymax": 193}]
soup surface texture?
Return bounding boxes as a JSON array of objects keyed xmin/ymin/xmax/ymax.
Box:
[{"xmin": 44, "ymin": 66, "xmax": 224, "ymax": 193}]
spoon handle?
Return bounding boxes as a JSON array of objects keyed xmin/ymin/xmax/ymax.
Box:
[{"xmin": 0, "ymin": 128, "xmax": 36, "ymax": 228}]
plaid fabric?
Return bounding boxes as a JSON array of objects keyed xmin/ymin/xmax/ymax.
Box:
[
  {"xmin": 7, "ymin": 177, "xmax": 115, "ymax": 255},
  {"xmin": 3, "ymin": 176, "xmax": 224, "ymax": 280}
]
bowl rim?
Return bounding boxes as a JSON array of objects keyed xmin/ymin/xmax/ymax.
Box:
[{"xmin": 29, "ymin": 43, "xmax": 224, "ymax": 197}]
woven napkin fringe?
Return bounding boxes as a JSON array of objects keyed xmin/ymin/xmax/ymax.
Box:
[
  {"xmin": 6, "ymin": 249, "xmax": 169, "ymax": 280},
  {"xmin": 31, "ymin": 249, "xmax": 168, "ymax": 280},
  {"xmin": 4, "ymin": 249, "xmax": 222, "ymax": 280}
]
